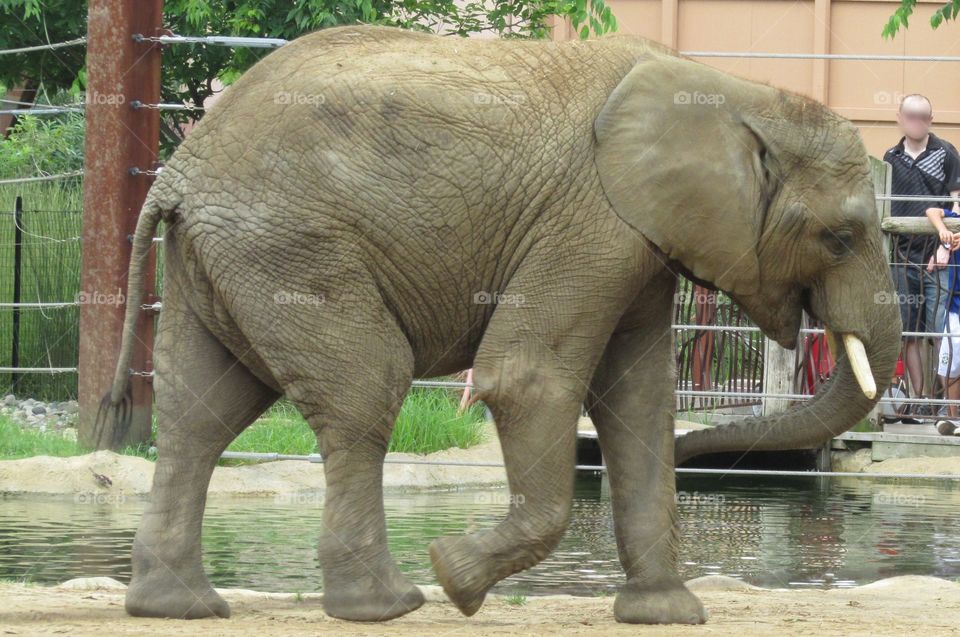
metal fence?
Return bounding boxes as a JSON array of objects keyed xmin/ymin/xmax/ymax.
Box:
[{"xmin": 0, "ymin": 191, "xmax": 83, "ymax": 400}]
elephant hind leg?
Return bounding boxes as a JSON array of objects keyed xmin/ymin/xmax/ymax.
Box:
[
  {"xmin": 125, "ymin": 303, "xmax": 278, "ymax": 619},
  {"xmin": 279, "ymin": 313, "xmax": 424, "ymax": 622}
]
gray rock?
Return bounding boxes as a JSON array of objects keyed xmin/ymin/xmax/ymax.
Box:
[
  {"xmin": 57, "ymin": 576, "xmax": 127, "ymax": 591},
  {"xmin": 31, "ymin": 405, "xmax": 46, "ymax": 415},
  {"xmin": 685, "ymin": 575, "xmax": 761, "ymax": 592}
]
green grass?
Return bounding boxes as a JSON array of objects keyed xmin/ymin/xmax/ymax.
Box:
[
  {"xmin": 0, "ymin": 412, "xmax": 84, "ymax": 459},
  {"xmin": 391, "ymin": 388, "xmax": 487, "ymax": 454},
  {"xmin": 850, "ymin": 418, "xmax": 880, "ymax": 433},
  {"xmin": 226, "ymin": 401, "xmax": 317, "ymax": 455},
  {"xmin": 227, "ymin": 390, "xmax": 487, "ymax": 455},
  {"xmin": 0, "ymin": 389, "xmax": 488, "ymax": 460},
  {"xmin": 504, "ymin": 594, "xmax": 527, "ymax": 606},
  {"xmin": 0, "ymin": 576, "xmax": 37, "ymax": 586}
]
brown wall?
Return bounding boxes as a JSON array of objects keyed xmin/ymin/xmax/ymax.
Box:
[{"xmin": 551, "ymin": 0, "xmax": 960, "ymax": 156}]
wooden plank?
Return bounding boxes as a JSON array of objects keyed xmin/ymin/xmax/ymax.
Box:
[
  {"xmin": 837, "ymin": 430, "xmax": 960, "ymax": 446},
  {"xmin": 882, "ymin": 216, "xmax": 960, "ymax": 234}
]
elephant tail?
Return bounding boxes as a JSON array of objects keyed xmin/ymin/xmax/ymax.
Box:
[{"xmin": 93, "ymin": 192, "xmax": 172, "ymax": 448}]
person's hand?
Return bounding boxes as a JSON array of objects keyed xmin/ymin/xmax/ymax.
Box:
[
  {"xmin": 951, "ymin": 232, "xmax": 960, "ymax": 251},
  {"xmin": 940, "ymin": 228, "xmax": 953, "ymax": 246}
]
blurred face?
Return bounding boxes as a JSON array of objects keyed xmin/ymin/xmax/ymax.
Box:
[{"xmin": 897, "ymin": 96, "xmax": 933, "ymax": 142}]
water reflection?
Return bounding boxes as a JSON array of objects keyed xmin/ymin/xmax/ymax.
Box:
[{"xmin": 1, "ymin": 474, "xmax": 959, "ymax": 595}]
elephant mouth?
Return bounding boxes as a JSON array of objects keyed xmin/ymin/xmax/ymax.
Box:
[{"xmin": 801, "ymin": 292, "xmax": 876, "ymax": 399}]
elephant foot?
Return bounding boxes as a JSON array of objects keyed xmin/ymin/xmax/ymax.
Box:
[
  {"xmin": 322, "ymin": 573, "xmax": 425, "ymax": 622},
  {"xmin": 125, "ymin": 567, "xmax": 230, "ymax": 619},
  {"xmin": 429, "ymin": 534, "xmax": 491, "ymax": 616},
  {"xmin": 613, "ymin": 577, "xmax": 708, "ymax": 625}
]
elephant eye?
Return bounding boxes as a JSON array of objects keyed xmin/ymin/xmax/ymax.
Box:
[{"xmin": 822, "ymin": 229, "xmax": 854, "ymax": 257}]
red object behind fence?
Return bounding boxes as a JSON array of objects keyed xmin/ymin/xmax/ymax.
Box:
[{"xmin": 804, "ymin": 334, "xmax": 836, "ymax": 394}]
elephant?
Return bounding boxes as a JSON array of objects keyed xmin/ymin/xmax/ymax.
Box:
[{"xmin": 97, "ymin": 24, "xmax": 900, "ymax": 625}]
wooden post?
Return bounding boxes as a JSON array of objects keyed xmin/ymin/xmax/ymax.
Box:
[
  {"xmin": 78, "ymin": 0, "xmax": 163, "ymax": 449},
  {"xmin": 870, "ymin": 156, "xmax": 892, "ymax": 254},
  {"xmin": 762, "ymin": 339, "xmax": 795, "ymax": 416}
]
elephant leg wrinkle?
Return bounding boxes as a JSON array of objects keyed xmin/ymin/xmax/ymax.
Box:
[
  {"xmin": 124, "ymin": 271, "xmax": 279, "ymax": 619},
  {"xmin": 587, "ymin": 270, "xmax": 707, "ymax": 625}
]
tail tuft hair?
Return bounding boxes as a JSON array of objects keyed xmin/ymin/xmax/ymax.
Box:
[{"xmin": 92, "ymin": 377, "xmax": 133, "ymax": 450}]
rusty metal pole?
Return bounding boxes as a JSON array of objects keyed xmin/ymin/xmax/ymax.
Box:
[{"xmin": 79, "ymin": 0, "xmax": 163, "ymax": 449}]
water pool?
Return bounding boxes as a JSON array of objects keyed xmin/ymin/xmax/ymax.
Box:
[{"xmin": 2, "ymin": 473, "xmax": 959, "ymax": 595}]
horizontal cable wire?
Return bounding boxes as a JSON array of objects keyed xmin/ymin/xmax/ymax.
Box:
[
  {"xmin": 0, "ymin": 37, "xmax": 86, "ymax": 56},
  {"xmin": 878, "ymin": 194, "xmax": 960, "ymax": 202},
  {"xmin": 0, "ymin": 170, "xmax": 83, "ymax": 185},
  {"xmin": 0, "ymin": 302, "xmax": 79, "ymax": 309},
  {"xmin": 0, "ymin": 106, "xmax": 83, "ymax": 116},
  {"xmin": 218, "ymin": 451, "xmax": 960, "ymax": 480},
  {"xmin": 133, "ymin": 33, "xmax": 287, "ymax": 48}
]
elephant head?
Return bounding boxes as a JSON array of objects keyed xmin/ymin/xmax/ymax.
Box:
[{"xmin": 594, "ymin": 54, "xmax": 901, "ymax": 463}]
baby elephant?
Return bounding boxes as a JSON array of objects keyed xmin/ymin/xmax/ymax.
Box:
[{"xmin": 100, "ymin": 25, "xmax": 899, "ymax": 625}]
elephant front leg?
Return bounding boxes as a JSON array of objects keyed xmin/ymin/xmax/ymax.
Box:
[
  {"xmin": 586, "ymin": 282, "xmax": 707, "ymax": 625},
  {"xmin": 428, "ymin": 355, "xmax": 583, "ymax": 616}
]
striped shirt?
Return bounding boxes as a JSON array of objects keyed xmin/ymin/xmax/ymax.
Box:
[{"xmin": 884, "ymin": 133, "xmax": 960, "ymax": 262}]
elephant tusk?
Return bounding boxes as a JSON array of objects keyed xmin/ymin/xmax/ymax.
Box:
[{"xmin": 842, "ymin": 333, "xmax": 876, "ymax": 400}]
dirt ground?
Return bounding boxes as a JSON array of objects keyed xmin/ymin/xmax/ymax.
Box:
[{"xmin": 2, "ymin": 575, "xmax": 959, "ymax": 637}]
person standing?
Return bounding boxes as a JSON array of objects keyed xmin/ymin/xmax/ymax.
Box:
[
  {"xmin": 925, "ymin": 207, "xmax": 960, "ymax": 435},
  {"xmin": 885, "ymin": 94, "xmax": 960, "ymax": 419}
]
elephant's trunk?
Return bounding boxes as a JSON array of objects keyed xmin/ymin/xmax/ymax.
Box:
[{"xmin": 675, "ymin": 279, "xmax": 901, "ymax": 465}]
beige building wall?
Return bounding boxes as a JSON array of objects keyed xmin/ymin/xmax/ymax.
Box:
[{"xmin": 551, "ymin": 0, "xmax": 960, "ymax": 157}]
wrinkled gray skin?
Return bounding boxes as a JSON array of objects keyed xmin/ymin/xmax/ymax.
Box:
[{"xmin": 103, "ymin": 25, "xmax": 900, "ymax": 624}]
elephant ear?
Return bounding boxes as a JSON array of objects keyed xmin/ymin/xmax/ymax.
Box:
[{"xmin": 594, "ymin": 55, "xmax": 780, "ymax": 297}]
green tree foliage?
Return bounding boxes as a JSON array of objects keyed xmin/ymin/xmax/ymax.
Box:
[
  {"xmin": 0, "ymin": 108, "xmax": 83, "ymax": 178},
  {"xmin": 884, "ymin": 0, "xmax": 959, "ymax": 38},
  {"xmin": 0, "ymin": 0, "xmax": 616, "ymax": 149}
]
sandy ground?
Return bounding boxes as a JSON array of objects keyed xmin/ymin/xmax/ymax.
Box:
[
  {"xmin": 0, "ymin": 442, "xmax": 508, "ymax": 495},
  {"xmin": 0, "ymin": 434, "xmax": 508, "ymax": 497},
  {"xmin": 0, "ymin": 417, "xmax": 592, "ymax": 496},
  {"xmin": 831, "ymin": 447, "xmax": 960, "ymax": 475},
  {"xmin": 2, "ymin": 575, "xmax": 958, "ymax": 636}
]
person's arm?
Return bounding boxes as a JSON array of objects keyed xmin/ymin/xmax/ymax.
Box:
[
  {"xmin": 927, "ymin": 207, "xmax": 953, "ymax": 246},
  {"xmin": 944, "ymin": 146, "xmax": 960, "ymax": 212}
]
